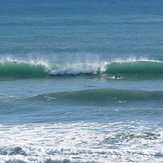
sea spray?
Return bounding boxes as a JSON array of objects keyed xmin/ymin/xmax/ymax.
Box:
[{"xmin": 49, "ymin": 62, "xmax": 108, "ymax": 75}]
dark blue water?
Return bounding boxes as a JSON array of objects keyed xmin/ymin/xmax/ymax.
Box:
[{"xmin": 0, "ymin": 0, "xmax": 163, "ymax": 162}]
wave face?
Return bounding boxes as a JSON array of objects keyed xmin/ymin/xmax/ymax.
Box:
[
  {"xmin": 31, "ymin": 88, "xmax": 163, "ymax": 105},
  {"xmin": 0, "ymin": 58, "xmax": 162, "ymax": 80},
  {"xmin": 105, "ymin": 60, "xmax": 163, "ymax": 79},
  {"xmin": 0, "ymin": 58, "xmax": 49, "ymax": 80}
]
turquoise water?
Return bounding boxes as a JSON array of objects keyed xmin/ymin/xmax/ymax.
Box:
[{"xmin": 0, "ymin": 0, "xmax": 163, "ymax": 162}]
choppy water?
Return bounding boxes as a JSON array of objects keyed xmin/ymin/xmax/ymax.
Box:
[{"xmin": 0, "ymin": 0, "xmax": 163, "ymax": 162}]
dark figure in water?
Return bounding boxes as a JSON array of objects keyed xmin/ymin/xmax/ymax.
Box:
[{"xmin": 115, "ymin": 75, "xmax": 122, "ymax": 79}]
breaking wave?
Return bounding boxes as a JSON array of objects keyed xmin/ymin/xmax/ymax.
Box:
[{"xmin": 0, "ymin": 57, "xmax": 162, "ymax": 80}]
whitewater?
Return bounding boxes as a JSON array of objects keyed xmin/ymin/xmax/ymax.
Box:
[{"xmin": 0, "ymin": 0, "xmax": 163, "ymax": 162}]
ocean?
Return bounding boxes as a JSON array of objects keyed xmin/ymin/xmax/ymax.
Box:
[{"xmin": 0, "ymin": 0, "xmax": 163, "ymax": 162}]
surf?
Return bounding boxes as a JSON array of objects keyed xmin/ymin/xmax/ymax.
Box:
[{"xmin": 0, "ymin": 57, "xmax": 162, "ymax": 80}]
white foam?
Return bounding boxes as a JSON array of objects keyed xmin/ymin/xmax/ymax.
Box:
[
  {"xmin": 113, "ymin": 57, "xmax": 163, "ymax": 63},
  {"xmin": 49, "ymin": 62, "xmax": 108, "ymax": 75},
  {"xmin": 0, "ymin": 121, "xmax": 162, "ymax": 162}
]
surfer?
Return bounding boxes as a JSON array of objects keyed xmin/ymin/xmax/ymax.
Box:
[{"xmin": 114, "ymin": 75, "xmax": 122, "ymax": 79}]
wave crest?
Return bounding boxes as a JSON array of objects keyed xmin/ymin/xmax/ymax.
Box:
[{"xmin": 0, "ymin": 57, "xmax": 162, "ymax": 80}]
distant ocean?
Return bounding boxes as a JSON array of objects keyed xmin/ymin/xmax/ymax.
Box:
[{"xmin": 0, "ymin": 0, "xmax": 163, "ymax": 162}]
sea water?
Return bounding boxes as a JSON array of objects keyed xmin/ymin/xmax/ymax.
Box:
[{"xmin": 0, "ymin": 0, "xmax": 163, "ymax": 162}]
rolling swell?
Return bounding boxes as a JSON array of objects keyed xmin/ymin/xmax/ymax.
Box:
[
  {"xmin": 0, "ymin": 58, "xmax": 163, "ymax": 80},
  {"xmin": 31, "ymin": 88, "xmax": 163, "ymax": 105}
]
